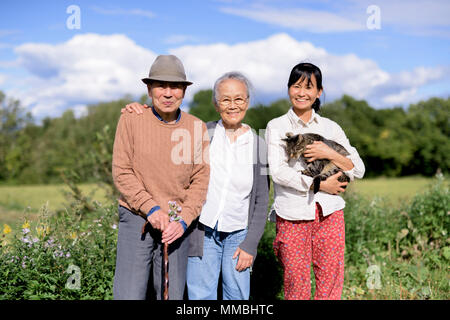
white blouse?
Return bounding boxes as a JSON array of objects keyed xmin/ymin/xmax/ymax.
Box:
[
  {"xmin": 199, "ymin": 120, "xmax": 254, "ymax": 232},
  {"xmin": 265, "ymin": 108, "xmax": 365, "ymax": 221}
]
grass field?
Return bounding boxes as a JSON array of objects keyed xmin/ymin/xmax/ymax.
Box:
[
  {"xmin": 346, "ymin": 175, "xmax": 438, "ymax": 205},
  {"xmin": 0, "ymin": 176, "xmax": 438, "ymax": 226},
  {"xmin": 0, "ymin": 183, "xmax": 109, "ymax": 226}
]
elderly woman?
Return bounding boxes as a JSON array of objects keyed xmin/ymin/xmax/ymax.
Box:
[
  {"xmin": 122, "ymin": 71, "xmax": 269, "ymax": 300},
  {"xmin": 265, "ymin": 62, "xmax": 365, "ymax": 300}
]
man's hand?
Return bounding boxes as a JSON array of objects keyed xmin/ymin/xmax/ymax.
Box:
[
  {"xmin": 232, "ymin": 247, "xmax": 254, "ymax": 272},
  {"xmin": 120, "ymin": 102, "xmax": 148, "ymax": 114},
  {"xmin": 147, "ymin": 210, "xmax": 170, "ymax": 232},
  {"xmin": 161, "ymin": 221, "xmax": 184, "ymax": 244},
  {"xmin": 319, "ymin": 171, "xmax": 348, "ymax": 195}
]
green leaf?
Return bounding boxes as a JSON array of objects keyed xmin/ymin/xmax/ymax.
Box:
[
  {"xmin": 443, "ymin": 246, "xmax": 450, "ymax": 261},
  {"xmin": 396, "ymin": 228, "xmax": 409, "ymax": 240}
]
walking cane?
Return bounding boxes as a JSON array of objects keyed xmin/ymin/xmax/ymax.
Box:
[
  {"xmin": 163, "ymin": 242, "xmax": 169, "ymax": 300},
  {"xmin": 164, "ymin": 201, "xmax": 182, "ymax": 300}
]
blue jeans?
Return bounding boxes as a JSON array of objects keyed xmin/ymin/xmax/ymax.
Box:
[{"xmin": 187, "ymin": 224, "xmax": 250, "ymax": 300}]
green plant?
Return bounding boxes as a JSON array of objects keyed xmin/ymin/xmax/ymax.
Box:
[{"xmin": 0, "ymin": 201, "xmax": 118, "ymax": 299}]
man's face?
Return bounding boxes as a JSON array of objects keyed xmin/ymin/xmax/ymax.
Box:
[{"xmin": 148, "ymin": 81, "xmax": 186, "ymax": 116}]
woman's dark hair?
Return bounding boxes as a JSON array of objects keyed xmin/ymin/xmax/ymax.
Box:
[{"xmin": 287, "ymin": 62, "xmax": 323, "ymax": 112}]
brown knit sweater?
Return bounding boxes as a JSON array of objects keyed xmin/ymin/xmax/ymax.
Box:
[{"xmin": 112, "ymin": 108, "xmax": 210, "ymax": 227}]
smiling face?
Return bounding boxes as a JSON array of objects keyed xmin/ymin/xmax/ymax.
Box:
[
  {"xmin": 148, "ymin": 81, "xmax": 186, "ymax": 121},
  {"xmin": 215, "ymin": 79, "xmax": 249, "ymax": 129},
  {"xmin": 288, "ymin": 74, "xmax": 322, "ymax": 115}
]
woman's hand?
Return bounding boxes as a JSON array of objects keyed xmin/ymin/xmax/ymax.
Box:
[
  {"xmin": 304, "ymin": 141, "xmax": 354, "ymax": 171},
  {"xmin": 120, "ymin": 102, "xmax": 148, "ymax": 114},
  {"xmin": 304, "ymin": 141, "xmax": 336, "ymax": 162},
  {"xmin": 319, "ymin": 172, "xmax": 348, "ymax": 195},
  {"xmin": 232, "ymin": 247, "xmax": 254, "ymax": 272}
]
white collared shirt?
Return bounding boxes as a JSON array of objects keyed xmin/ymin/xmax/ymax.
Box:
[
  {"xmin": 265, "ymin": 108, "xmax": 365, "ymax": 221},
  {"xmin": 199, "ymin": 120, "xmax": 254, "ymax": 232}
]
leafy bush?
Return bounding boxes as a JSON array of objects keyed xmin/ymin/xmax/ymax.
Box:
[
  {"xmin": 343, "ymin": 175, "xmax": 449, "ymax": 299},
  {"xmin": 0, "ymin": 202, "xmax": 118, "ymax": 299},
  {"xmin": 405, "ymin": 174, "xmax": 449, "ymax": 246}
]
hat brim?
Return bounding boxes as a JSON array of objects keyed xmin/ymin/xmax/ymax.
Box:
[{"xmin": 141, "ymin": 76, "xmax": 193, "ymax": 86}]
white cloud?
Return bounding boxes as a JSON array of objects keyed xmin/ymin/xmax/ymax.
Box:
[
  {"xmin": 356, "ymin": 0, "xmax": 450, "ymax": 28},
  {"xmin": 0, "ymin": 59, "xmax": 19, "ymax": 68},
  {"xmin": 382, "ymin": 88, "xmax": 417, "ymax": 105},
  {"xmin": 220, "ymin": 6, "xmax": 365, "ymax": 33},
  {"xmin": 71, "ymin": 104, "xmax": 88, "ymax": 118},
  {"xmin": 379, "ymin": 66, "xmax": 446, "ymax": 105},
  {"xmin": 0, "ymin": 73, "xmax": 6, "ymax": 85},
  {"xmin": 7, "ymin": 32, "xmax": 447, "ymax": 119},
  {"xmin": 220, "ymin": 0, "xmax": 450, "ymax": 37},
  {"xmin": 0, "ymin": 42, "xmax": 13, "ymax": 50},
  {"xmin": 172, "ymin": 33, "xmax": 448, "ymax": 106},
  {"xmin": 345, "ymin": 0, "xmax": 450, "ymax": 37},
  {"xmin": 171, "ymin": 33, "xmax": 391, "ymax": 103},
  {"xmin": 0, "ymin": 29, "xmax": 21, "ymax": 38},
  {"xmin": 13, "ymin": 33, "xmax": 157, "ymax": 118},
  {"xmin": 164, "ymin": 34, "xmax": 201, "ymax": 45},
  {"xmin": 91, "ymin": 6, "xmax": 155, "ymax": 19}
]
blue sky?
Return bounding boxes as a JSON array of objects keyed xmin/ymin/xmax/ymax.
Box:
[{"xmin": 0, "ymin": 0, "xmax": 449, "ymax": 120}]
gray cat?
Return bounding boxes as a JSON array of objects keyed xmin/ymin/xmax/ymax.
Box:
[{"xmin": 282, "ymin": 132, "xmax": 350, "ymax": 194}]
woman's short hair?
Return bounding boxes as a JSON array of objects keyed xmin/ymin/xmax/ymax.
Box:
[
  {"xmin": 213, "ymin": 71, "xmax": 252, "ymax": 105},
  {"xmin": 287, "ymin": 62, "xmax": 323, "ymax": 112}
]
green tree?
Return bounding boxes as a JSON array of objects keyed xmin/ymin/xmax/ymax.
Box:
[
  {"xmin": 404, "ymin": 97, "xmax": 450, "ymax": 175},
  {"xmin": 321, "ymin": 95, "xmax": 418, "ymax": 176},
  {"xmin": 188, "ymin": 89, "xmax": 220, "ymax": 122},
  {"xmin": 0, "ymin": 91, "xmax": 34, "ymax": 181},
  {"xmin": 244, "ymin": 99, "xmax": 291, "ymax": 132}
]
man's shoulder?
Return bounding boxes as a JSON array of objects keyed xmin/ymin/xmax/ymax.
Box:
[
  {"xmin": 117, "ymin": 109, "xmax": 149, "ymax": 127},
  {"xmin": 119, "ymin": 108, "xmax": 151, "ymax": 121},
  {"xmin": 181, "ymin": 111, "xmax": 206, "ymax": 126}
]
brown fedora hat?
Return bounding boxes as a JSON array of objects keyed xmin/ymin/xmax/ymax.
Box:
[{"xmin": 141, "ymin": 54, "xmax": 193, "ymax": 86}]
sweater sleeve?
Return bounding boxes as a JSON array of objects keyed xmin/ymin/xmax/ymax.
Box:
[
  {"xmin": 178, "ymin": 121, "xmax": 210, "ymax": 227},
  {"xmin": 239, "ymin": 135, "xmax": 270, "ymax": 258},
  {"xmin": 112, "ymin": 114, "xmax": 159, "ymax": 218}
]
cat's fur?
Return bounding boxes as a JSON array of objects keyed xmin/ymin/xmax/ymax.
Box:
[{"xmin": 282, "ymin": 132, "xmax": 350, "ymax": 193}]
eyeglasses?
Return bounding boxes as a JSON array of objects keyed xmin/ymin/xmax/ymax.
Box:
[{"xmin": 218, "ymin": 97, "xmax": 248, "ymax": 107}]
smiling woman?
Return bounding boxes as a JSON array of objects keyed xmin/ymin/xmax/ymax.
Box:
[
  {"xmin": 265, "ymin": 62, "xmax": 365, "ymax": 300},
  {"xmin": 287, "ymin": 62, "xmax": 323, "ymax": 114},
  {"xmin": 214, "ymin": 78, "xmax": 249, "ymax": 133}
]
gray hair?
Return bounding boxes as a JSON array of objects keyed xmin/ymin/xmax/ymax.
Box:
[{"xmin": 212, "ymin": 71, "xmax": 253, "ymax": 105}]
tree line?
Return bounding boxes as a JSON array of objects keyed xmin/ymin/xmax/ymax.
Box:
[{"xmin": 0, "ymin": 89, "xmax": 448, "ymax": 185}]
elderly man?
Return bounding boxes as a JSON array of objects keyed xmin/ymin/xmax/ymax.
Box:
[{"xmin": 112, "ymin": 55, "xmax": 210, "ymax": 300}]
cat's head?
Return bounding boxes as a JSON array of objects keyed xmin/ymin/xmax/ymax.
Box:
[{"xmin": 282, "ymin": 132, "xmax": 307, "ymax": 159}]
